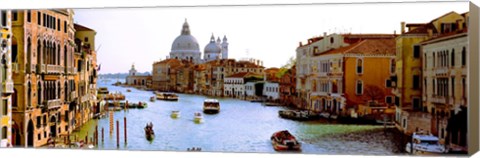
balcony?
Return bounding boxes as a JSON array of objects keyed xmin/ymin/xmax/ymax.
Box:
[
  {"xmin": 31, "ymin": 64, "xmax": 36, "ymax": 73},
  {"xmin": 46, "ymin": 65, "xmax": 64, "ymax": 74},
  {"xmin": 46, "ymin": 99, "xmax": 62, "ymax": 109},
  {"xmin": 2, "ymin": 80, "xmax": 14, "ymax": 94},
  {"xmin": 69, "ymin": 91, "xmax": 77, "ymax": 101},
  {"xmin": 37, "ymin": 64, "xmax": 45, "ymax": 74},
  {"xmin": 12, "ymin": 63, "xmax": 19, "ymax": 73},
  {"xmin": 81, "ymin": 95, "xmax": 89, "ymax": 103},
  {"xmin": 431, "ymin": 96, "xmax": 446, "ymax": 104},
  {"xmin": 434, "ymin": 68, "xmax": 448, "ymax": 75}
]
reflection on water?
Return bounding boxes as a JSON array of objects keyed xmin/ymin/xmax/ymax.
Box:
[{"xmin": 72, "ymin": 81, "xmax": 403, "ymax": 154}]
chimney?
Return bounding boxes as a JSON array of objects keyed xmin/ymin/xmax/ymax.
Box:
[
  {"xmin": 299, "ymin": 42, "xmax": 302, "ymax": 47},
  {"xmin": 323, "ymin": 32, "xmax": 327, "ymax": 51},
  {"xmin": 394, "ymin": 30, "xmax": 396, "ymax": 35},
  {"xmin": 401, "ymin": 21, "xmax": 406, "ymax": 34},
  {"xmin": 427, "ymin": 28, "xmax": 433, "ymax": 38}
]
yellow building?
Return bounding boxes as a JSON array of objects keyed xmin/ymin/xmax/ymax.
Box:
[
  {"xmin": 0, "ymin": 10, "xmax": 14, "ymax": 147},
  {"xmin": 393, "ymin": 11, "xmax": 468, "ymax": 136},
  {"xmin": 10, "ymin": 9, "xmax": 76, "ymax": 147}
]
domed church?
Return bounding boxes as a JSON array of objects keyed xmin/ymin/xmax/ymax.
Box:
[{"xmin": 169, "ymin": 19, "xmax": 229, "ymax": 64}]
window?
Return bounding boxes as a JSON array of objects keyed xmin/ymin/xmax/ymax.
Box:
[
  {"xmin": 413, "ymin": 75, "xmax": 420, "ymax": 89},
  {"xmin": 36, "ymin": 116, "xmax": 41, "ymax": 128},
  {"xmin": 1, "ymin": 126, "xmax": 6, "ymax": 139},
  {"xmin": 385, "ymin": 96, "xmax": 393, "ymax": 104},
  {"xmin": 84, "ymin": 37, "xmax": 89, "ymax": 42},
  {"xmin": 433, "ymin": 79, "xmax": 436, "ymax": 95},
  {"xmin": 356, "ymin": 58, "xmax": 363, "ymax": 74},
  {"xmin": 356, "ymin": 80, "xmax": 363, "ymax": 95},
  {"xmin": 451, "ymin": 49, "xmax": 455, "ymax": 67},
  {"xmin": 462, "ymin": 78, "xmax": 466, "ymax": 98},
  {"xmin": 57, "ymin": 19, "xmax": 60, "ymax": 31},
  {"xmin": 53, "ymin": 17, "xmax": 56, "ymax": 30},
  {"xmin": 452, "ymin": 77, "xmax": 455, "ymax": 98},
  {"xmin": 42, "ymin": 13, "xmax": 46, "ymax": 27},
  {"xmin": 461, "ymin": 47, "xmax": 466, "ymax": 66},
  {"xmin": 1, "ymin": 99, "xmax": 6, "ymax": 115},
  {"xmin": 413, "ymin": 98, "xmax": 421, "ymax": 110},
  {"xmin": 27, "ymin": 10, "xmax": 31, "ymax": 22},
  {"xmin": 386, "ymin": 79, "xmax": 392, "ymax": 88},
  {"xmin": 313, "ymin": 46, "xmax": 319, "ymax": 54},
  {"xmin": 64, "ymin": 21, "xmax": 67, "ymax": 33},
  {"xmin": 390, "ymin": 59, "xmax": 395, "ymax": 74},
  {"xmin": 37, "ymin": 11, "xmax": 41, "ymax": 25},
  {"xmin": 395, "ymin": 96, "xmax": 400, "ymax": 106},
  {"xmin": 12, "ymin": 11, "xmax": 18, "ymax": 21},
  {"xmin": 330, "ymin": 37, "xmax": 334, "ymax": 44},
  {"xmin": 413, "ymin": 45, "xmax": 420, "ymax": 58},
  {"xmin": 1, "ymin": 11, "xmax": 6, "ymax": 27}
]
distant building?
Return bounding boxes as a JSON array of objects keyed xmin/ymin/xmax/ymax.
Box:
[
  {"xmin": 0, "ymin": 10, "xmax": 13, "ymax": 147},
  {"xmin": 223, "ymin": 72, "xmax": 260, "ymax": 99},
  {"xmin": 263, "ymin": 82, "xmax": 280, "ymax": 101},
  {"xmin": 126, "ymin": 64, "xmax": 151, "ymax": 87}
]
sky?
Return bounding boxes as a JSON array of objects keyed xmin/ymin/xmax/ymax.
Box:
[{"xmin": 72, "ymin": 1, "xmax": 469, "ymax": 74}]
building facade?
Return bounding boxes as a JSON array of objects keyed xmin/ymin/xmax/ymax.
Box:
[
  {"xmin": 10, "ymin": 9, "xmax": 77, "ymax": 147},
  {"xmin": 0, "ymin": 10, "xmax": 14, "ymax": 147}
]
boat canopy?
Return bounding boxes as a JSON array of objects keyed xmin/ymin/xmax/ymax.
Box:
[{"xmin": 204, "ymin": 99, "xmax": 219, "ymax": 103}]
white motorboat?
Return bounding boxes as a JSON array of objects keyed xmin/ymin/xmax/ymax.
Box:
[
  {"xmin": 203, "ymin": 99, "xmax": 220, "ymax": 114},
  {"xmin": 171, "ymin": 111, "xmax": 181, "ymax": 118},
  {"xmin": 193, "ymin": 112, "xmax": 203, "ymax": 123},
  {"xmin": 405, "ymin": 131, "xmax": 446, "ymax": 155}
]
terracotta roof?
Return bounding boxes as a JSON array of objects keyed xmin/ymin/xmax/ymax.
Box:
[
  {"xmin": 74, "ymin": 23, "xmax": 95, "ymax": 32},
  {"xmin": 404, "ymin": 23, "xmax": 438, "ymax": 35},
  {"xmin": 420, "ymin": 28, "xmax": 468, "ymax": 44},
  {"xmin": 321, "ymin": 38, "xmax": 396, "ymax": 56}
]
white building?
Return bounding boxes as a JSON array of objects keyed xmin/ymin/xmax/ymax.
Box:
[
  {"xmin": 224, "ymin": 72, "xmax": 252, "ymax": 99},
  {"xmin": 245, "ymin": 82, "xmax": 256, "ymax": 99},
  {"xmin": 170, "ymin": 19, "xmax": 229, "ymax": 64},
  {"xmin": 263, "ymin": 82, "xmax": 280, "ymax": 100},
  {"xmin": 420, "ymin": 30, "xmax": 468, "ymax": 143}
]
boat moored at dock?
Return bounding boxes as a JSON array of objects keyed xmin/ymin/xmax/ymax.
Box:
[
  {"xmin": 405, "ymin": 131, "xmax": 446, "ymax": 155},
  {"xmin": 156, "ymin": 92, "xmax": 179, "ymax": 101},
  {"xmin": 271, "ymin": 130, "xmax": 301, "ymax": 151}
]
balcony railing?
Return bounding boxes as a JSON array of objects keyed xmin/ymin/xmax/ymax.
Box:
[
  {"xmin": 46, "ymin": 65, "xmax": 64, "ymax": 74},
  {"xmin": 2, "ymin": 81, "xmax": 14, "ymax": 94},
  {"xmin": 47, "ymin": 99, "xmax": 62, "ymax": 109},
  {"xmin": 434, "ymin": 68, "xmax": 448, "ymax": 74},
  {"xmin": 12, "ymin": 63, "xmax": 19, "ymax": 73},
  {"xmin": 431, "ymin": 96, "xmax": 446, "ymax": 104},
  {"xmin": 37, "ymin": 64, "xmax": 45, "ymax": 73}
]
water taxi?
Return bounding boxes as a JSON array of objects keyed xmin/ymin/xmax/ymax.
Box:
[
  {"xmin": 203, "ymin": 99, "xmax": 220, "ymax": 114},
  {"xmin": 271, "ymin": 130, "xmax": 301, "ymax": 151},
  {"xmin": 193, "ymin": 112, "xmax": 203, "ymax": 123},
  {"xmin": 156, "ymin": 92, "xmax": 179, "ymax": 101},
  {"xmin": 171, "ymin": 111, "xmax": 181, "ymax": 118},
  {"xmin": 405, "ymin": 131, "xmax": 446, "ymax": 155}
]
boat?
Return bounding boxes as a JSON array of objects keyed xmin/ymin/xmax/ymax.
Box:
[
  {"xmin": 203, "ymin": 99, "xmax": 220, "ymax": 114},
  {"xmin": 126, "ymin": 89, "xmax": 131, "ymax": 92},
  {"xmin": 98, "ymin": 87, "xmax": 109, "ymax": 96},
  {"xmin": 193, "ymin": 112, "xmax": 203, "ymax": 123},
  {"xmin": 278, "ymin": 110, "xmax": 319, "ymax": 121},
  {"xmin": 171, "ymin": 111, "xmax": 181, "ymax": 118},
  {"xmin": 156, "ymin": 92, "xmax": 179, "ymax": 101},
  {"xmin": 144, "ymin": 122, "xmax": 155, "ymax": 141},
  {"xmin": 405, "ymin": 131, "xmax": 446, "ymax": 155},
  {"xmin": 134, "ymin": 102, "xmax": 147, "ymax": 109},
  {"xmin": 150, "ymin": 96, "xmax": 155, "ymax": 102},
  {"xmin": 264, "ymin": 102, "xmax": 282, "ymax": 106},
  {"xmin": 271, "ymin": 130, "xmax": 301, "ymax": 151}
]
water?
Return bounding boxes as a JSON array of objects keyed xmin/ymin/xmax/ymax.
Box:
[{"xmin": 72, "ymin": 80, "xmax": 405, "ymax": 155}]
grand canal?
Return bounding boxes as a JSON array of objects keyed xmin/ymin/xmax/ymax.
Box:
[{"xmin": 72, "ymin": 80, "xmax": 405, "ymax": 155}]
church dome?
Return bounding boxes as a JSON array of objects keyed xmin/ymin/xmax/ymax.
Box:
[
  {"xmin": 171, "ymin": 19, "xmax": 200, "ymax": 53},
  {"xmin": 204, "ymin": 34, "xmax": 221, "ymax": 54}
]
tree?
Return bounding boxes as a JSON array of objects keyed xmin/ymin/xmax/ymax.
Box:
[
  {"xmin": 362, "ymin": 84, "xmax": 385, "ymax": 107},
  {"xmin": 276, "ymin": 56, "xmax": 296, "ymax": 78}
]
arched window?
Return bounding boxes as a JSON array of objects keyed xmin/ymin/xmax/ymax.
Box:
[
  {"xmin": 390, "ymin": 59, "xmax": 395, "ymax": 74},
  {"xmin": 356, "ymin": 80, "xmax": 363, "ymax": 95},
  {"xmin": 433, "ymin": 52, "xmax": 436, "ymax": 67},
  {"xmin": 65, "ymin": 82, "xmax": 68, "ymax": 102},
  {"xmin": 356, "ymin": 58, "xmax": 363, "ymax": 74},
  {"xmin": 462, "ymin": 47, "xmax": 466, "ymax": 66},
  {"xmin": 37, "ymin": 40, "xmax": 42, "ymax": 66},
  {"xmin": 1, "ymin": 126, "xmax": 7, "ymax": 139},
  {"xmin": 27, "ymin": 82, "xmax": 31, "ymax": 107},
  {"xmin": 451, "ymin": 48, "xmax": 455, "ymax": 67},
  {"xmin": 27, "ymin": 38, "xmax": 32, "ymax": 71},
  {"xmin": 12, "ymin": 88, "xmax": 17, "ymax": 108},
  {"xmin": 57, "ymin": 82, "xmax": 61, "ymax": 100},
  {"xmin": 37, "ymin": 81, "xmax": 42, "ymax": 105}
]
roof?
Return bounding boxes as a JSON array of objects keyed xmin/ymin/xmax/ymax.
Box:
[
  {"xmin": 74, "ymin": 23, "xmax": 95, "ymax": 32},
  {"xmin": 420, "ymin": 28, "xmax": 468, "ymax": 45},
  {"xmin": 320, "ymin": 38, "xmax": 396, "ymax": 56},
  {"xmin": 226, "ymin": 72, "xmax": 250, "ymax": 78}
]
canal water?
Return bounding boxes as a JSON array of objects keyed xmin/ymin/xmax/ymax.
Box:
[{"xmin": 72, "ymin": 80, "xmax": 406, "ymax": 155}]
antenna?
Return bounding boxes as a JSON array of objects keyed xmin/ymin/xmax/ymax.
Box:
[{"xmin": 96, "ymin": 44, "xmax": 102, "ymax": 52}]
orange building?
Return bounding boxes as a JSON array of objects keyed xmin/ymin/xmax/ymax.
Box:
[{"xmin": 308, "ymin": 34, "xmax": 396, "ymax": 118}]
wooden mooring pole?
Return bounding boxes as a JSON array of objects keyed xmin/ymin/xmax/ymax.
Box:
[
  {"xmin": 124, "ymin": 117, "xmax": 127, "ymax": 144},
  {"xmin": 116, "ymin": 120, "xmax": 120, "ymax": 148},
  {"xmin": 95, "ymin": 125, "xmax": 98, "ymax": 145},
  {"xmin": 101, "ymin": 127, "xmax": 104, "ymax": 143}
]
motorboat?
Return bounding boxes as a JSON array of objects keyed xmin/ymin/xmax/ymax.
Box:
[
  {"xmin": 156, "ymin": 92, "xmax": 179, "ymax": 101},
  {"xmin": 203, "ymin": 99, "xmax": 220, "ymax": 114},
  {"xmin": 193, "ymin": 112, "xmax": 203, "ymax": 123},
  {"xmin": 171, "ymin": 110, "xmax": 181, "ymax": 118},
  {"xmin": 144, "ymin": 122, "xmax": 155, "ymax": 141},
  {"xmin": 271, "ymin": 130, "xmax": 301, "ymax": 151},
  {"xmin": 150, "ymin": 96, "xmax": 155, "ymax": 102},
  {"xmin": 126, "ymin": 89, "xmax": 131, "ymax": 92},
  {"xmin": 405, "ymin": 131, "xmax": 446, "ymax": 155}
]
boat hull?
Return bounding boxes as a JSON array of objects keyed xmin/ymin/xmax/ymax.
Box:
[
  {"xmin": 203, "ymin": 108, "xmax": 219, "ymax": 114},
  {"xmin": 271, "ymin": 139, "xmax": 301, "ymax": 151}
]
